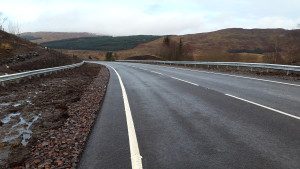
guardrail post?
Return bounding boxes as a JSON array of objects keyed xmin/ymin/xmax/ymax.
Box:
[{"xmin": 287, "ymin": 70, "xmax": 290, "ymax": 75}]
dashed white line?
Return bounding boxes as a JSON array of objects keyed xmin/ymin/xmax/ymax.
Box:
[
  {"xmin": 225, "ymin": 94, "xmax": 300, "ymax": 120},
  {"xmin": 128, "ymin": 65, "xmax": 199, "ymax": 86},
  {"xmin": 108, "ymin": 65, "xmax": 143, "ymax": 169},
  {"xmin": 150, "ymin": 70, "xmax": 163, "ymax": 75},
  {"xmin": 169, "ymin": 76, "xmax": 199, "ymax": 86},
  {"xmin": 138, "ymin": 67, "xmax": 149, "ymax": 71}
]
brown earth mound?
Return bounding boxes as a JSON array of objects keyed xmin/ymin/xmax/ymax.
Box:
[{"xmin": 0, "ymin": 30, "xmax": 81, "ymax": 75}]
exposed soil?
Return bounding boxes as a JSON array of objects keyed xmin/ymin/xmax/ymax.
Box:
[
  {"xmin": 0, "ymin": 63, "xmax": 109, "ymax": 168},
  {"xmin": 0, "ymin": 30, "xmax": 81, "ymax": 75}
]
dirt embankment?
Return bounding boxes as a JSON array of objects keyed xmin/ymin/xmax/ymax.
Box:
[
  {"xmin": 0, "ymin": 63, "xmax": 109, "ymax": 168},
  {"xmin": 0, "ymin": 30, "xmax": 81, "ymax": 75}
]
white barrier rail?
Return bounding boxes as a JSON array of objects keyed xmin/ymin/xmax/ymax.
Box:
[
  {"xmin": 118, "ymin": 60, "xmax": 300, "ymax": 74},
  {"xmin": 0, "ymin": 62, "xmax": 84, "ymax": 84}
]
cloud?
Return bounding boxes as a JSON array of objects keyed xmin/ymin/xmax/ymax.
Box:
[{"xmin": 1, "ymin": 0, "xmax": 300, "ymax": 35}]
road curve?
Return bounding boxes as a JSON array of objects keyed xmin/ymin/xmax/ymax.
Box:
[{"xmin": 79, "ymin": 61, "xmax": 300, "ymax": 169}]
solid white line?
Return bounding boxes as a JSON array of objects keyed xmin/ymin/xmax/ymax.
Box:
[
  {"xmin": 108, "ymin": 65, "xmax": 143, "ymax": 169},
  {"xmin": 158, "ymin": 65, "xmax": 300, "ymax": 87},
  {"xmin": 169, "ymin": 76, "xmax": 199, "ymax": 86},
  {"xmin": 225, "ymin": 94, "xmax": 300, "ymax": 120}
]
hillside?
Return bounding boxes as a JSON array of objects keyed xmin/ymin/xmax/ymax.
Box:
[
  {"xmin": 19, "ymin": 32, "xmax": 98, "ymax": 44},
  {"xmin": 115, "ymin": 28, "xmax": 300, "ymax": 65},
  {"xmin": 41, "ymin": 35, "xmax": 161, "ymax": 51},
  {"xmin": 0, "ymin": 30, "xmax": 80, "ymax": 74}
]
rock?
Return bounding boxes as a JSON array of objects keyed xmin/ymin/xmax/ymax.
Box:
[
  {"xmin": 44, "ymin": 164, "xmax": 51, "ymax": 169},
  {"xmin": 56, "ymin": 160, "xmax": 63, "ymax": 166},
  {"xmin": 33, "ymin": 159, "xmax": 41, "ymax": 165},
  {"xmin": 41, "ymin": 141, "xmax": 49, "ymax": 147}
]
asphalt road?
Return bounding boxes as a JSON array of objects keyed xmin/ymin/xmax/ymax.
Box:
[{"xmin": 79, "ymin": 62, "xmax": 300, "ymax": 169}]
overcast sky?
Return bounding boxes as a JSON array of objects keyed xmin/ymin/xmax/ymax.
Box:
[{"xmin": 0, "ymin": 0, "xmax": 299, "ymax": 35}]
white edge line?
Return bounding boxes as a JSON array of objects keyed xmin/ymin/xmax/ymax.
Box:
[
  {"xmin": 158, "ymin": 65, "xmax": 300, "ymax": 87},
  {"xmin": 108, "ymin": 65, "xmax": 143, "ymax": 169},
  {"xmin": 225, "ymin": 94, "xmax": 300, "ymax": 120},
  {"xmin": 169, "ymin": 76, "xmax": 199, "ymax": 86}
]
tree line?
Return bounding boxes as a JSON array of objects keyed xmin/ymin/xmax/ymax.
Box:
[
  {"xmin": 157, "ymin": 35, "xmax": 184, "ymax": 61},
  {"xmin": 0, "ymin": 12, "xmax": 21, "ymax": 35}
]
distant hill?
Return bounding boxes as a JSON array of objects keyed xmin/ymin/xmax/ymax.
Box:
[
  {"xmin": 41, "ymin": 35, "xmax": 161, "ymax": 51},
  {"xmin": 33, "ymin": 29, "xmax": 300, "ymax": 65},
  {"xmin": 0, "ymin": 30, "xmax": 80, "ymax": 74},
  {"xmin": 19, "ymin": 32, "xmax": 98, "ymax": 44},
  {"xmin": 115, "ymin": 28, "xmax": 300, "ymax": 65}
]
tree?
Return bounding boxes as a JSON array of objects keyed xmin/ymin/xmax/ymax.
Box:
[
  {"xmin": 0, "ymin": 12, "xmax": 8, "ymax": 31},
  {"xmin": 163, "ymin": 35, "xmax": 171, "ymax": 46},
  {"xmin": 7, "ymin": 21, "xmax": 21, "ymax": 35},
  {"xmin": 177, "ymin": 38, "xmax": 183, "ymax": 60},
  {"xmin": 105, "ymin": 51, "xmax": 115, "ymax": 61},
  {"xmin": 271, "ymin": 36, "xmax": 281, "ymax": 64},
  {"xmin": 159, "ymin": 36, "xmax": 184, "ymax": 61}
]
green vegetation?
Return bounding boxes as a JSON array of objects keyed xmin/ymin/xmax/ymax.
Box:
[{"xmin": 41, "ymin": 35, "xmax": 160, "ymax": 51}]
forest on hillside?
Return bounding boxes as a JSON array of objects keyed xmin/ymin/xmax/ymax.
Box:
[{"xmin": 41, "ymin": 35, "xmax": 161, "ymax": 51}]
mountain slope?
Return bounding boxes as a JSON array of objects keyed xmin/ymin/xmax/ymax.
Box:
[
  {"xmin": 116, "ymin": 28, "xmax": 300, "ymax": 64},
  {"xmin": 19, "ymin": 32, "xmax": 98, "ymax": 44}
]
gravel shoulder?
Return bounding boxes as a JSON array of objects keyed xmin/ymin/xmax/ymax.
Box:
[{"xmin": 0, "ymin": 63, "xmax": 109, "ymax": 168}]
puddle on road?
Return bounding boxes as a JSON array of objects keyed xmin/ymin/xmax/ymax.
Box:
[{"xmin": 1, "ymin": 112, "xmax": 40, "ymax": 146}]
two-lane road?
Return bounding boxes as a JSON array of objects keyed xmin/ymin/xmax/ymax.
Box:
[{"xmin": 79, "ymin": 62, "xmax": 300, "ymax": 169}]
